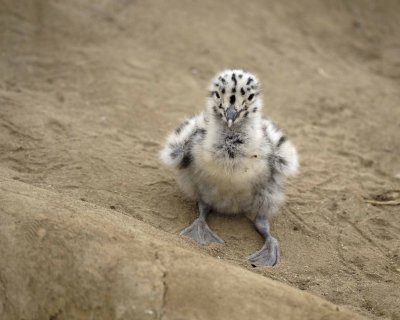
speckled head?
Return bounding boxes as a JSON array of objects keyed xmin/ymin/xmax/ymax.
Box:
[{"xmin": 207, "ymin": 69, "xmax": 262, "ymax": 128}]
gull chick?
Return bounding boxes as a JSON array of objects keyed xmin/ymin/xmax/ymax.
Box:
[{"xmin": 160, "ymin": 69, "xmax": 298, "ymax": 266}]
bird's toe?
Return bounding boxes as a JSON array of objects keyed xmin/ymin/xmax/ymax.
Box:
[
  {"xmin": 180, "ymin": 218, "xmax": 224, "ymax": 245},
  {"xmin": 247, "ymin": 237, "xmax": 279, "ymax": 267}
]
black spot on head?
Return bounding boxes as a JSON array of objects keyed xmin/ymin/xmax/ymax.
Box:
[
  {"xmin": 219, "ymin": 77, "xmax": 226, "ymax": 84},
  {"xmin": 212, "ymin": 106, "xmax": 218, "ymax": 113},
  {"xmin": 221, "ymin": 88, "xmax": 225, "ymax": 94},
  {"xmin": 238, "ymin": 74, "xmax": 243, "ymax": 79},
  {"xmin": 210, "ymin": 91, "xmax": 220, "ymax": 99},
  {"xmin": 240, "ymin": 87, "xmax": 245, "ymax": 95},
  {"xmin": 277, "ymin": 136, "xmax": 287, "ymax": 148},
  {"xmin": 246, "ymin": 77, "xmax": 254, "ymax": 85},
  {"xmin": 244, "ymin": 111, "xmax": 249, "ymax": 117},
  {"xmin": 247, "ymin": 87, "xmax": 251, "ymax": 92},
  {"xmin": 252, "ymin": 107, "xmax": 258, "ymax": 113},
  {"xmin": 232, "ymin": 87, "xmax": 236, "ymax": 93},
  {"xmin": 229, "ymin": 95, "xmax": 236, "ymax": 104},
  {"xmin": 248, "ymin": 94, "xmax": 255, "ymax": 101},
  {"xmin": 218, "ymin": 103, "xmax": 223, "ymax": 109},
  {"xmin": 215, "ymin": 83, "xmax": 219, "ymax": 87},
  {"xmin": 231, "ymin": 73, "xmax": 237, "ymax": 87},
  {"xmin": 251, "ymin": 85, "xmax": 256, "ymax": 89},
  {"xmin": 180, "ymin": 153, "xmax": 192, "ymax": 169}
]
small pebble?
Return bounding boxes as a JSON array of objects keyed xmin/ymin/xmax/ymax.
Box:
[
  {"xmin": 317, "ymin": 68, "xmax": 329, "ymax": 78},
  {"xmin": 37, "ymin": 228, "xmax": 46, "ymax": 239}
]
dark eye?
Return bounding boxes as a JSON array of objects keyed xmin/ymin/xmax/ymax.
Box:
[{"xmin": 248, "ymin": 94, "xmax": 254, "ymax": 101}]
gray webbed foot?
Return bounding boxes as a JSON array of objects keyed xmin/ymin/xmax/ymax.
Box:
[
  {"xmin": 247, "ymin": 237, "xmax": 280, "ymax": 267},
  {"xmin": 180, "ymin": 218, "xmax": 224, "ymax": 245}
]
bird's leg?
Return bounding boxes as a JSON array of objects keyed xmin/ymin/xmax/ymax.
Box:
[
  {"xmin": 180, "ymin": 201, "xmax": 224, "ymax": 245},
  {"xmin": 247, "ymin": 213, "xmax": 280, "ymax": 267}
]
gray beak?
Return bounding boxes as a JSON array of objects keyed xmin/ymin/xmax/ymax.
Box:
[{"xmin": 226, "ymin": 105, "xmax": 237, "ymax": 127}]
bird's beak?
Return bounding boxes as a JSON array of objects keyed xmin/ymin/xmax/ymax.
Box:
[{"xmin": 226, "ymin": 105, "xmax": 237, "ymax": 128}]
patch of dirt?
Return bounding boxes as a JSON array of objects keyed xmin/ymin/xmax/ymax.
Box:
[{"xmin": 1, "ymin": 0, "xmax": 399, "ymax": 319}]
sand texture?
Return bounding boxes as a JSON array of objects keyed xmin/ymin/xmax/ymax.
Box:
[{"xmin": 1, "ymin": 0, "xmax": 400, "ymax": 319}]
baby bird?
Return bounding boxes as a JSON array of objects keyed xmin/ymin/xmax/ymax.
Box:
[{"xmin": 160, "ymin": 69, "xmax": 298, "ymax": 266}]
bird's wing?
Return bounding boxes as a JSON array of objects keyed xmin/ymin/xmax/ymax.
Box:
[
  {"xmin": 262, "ymin": 119, "xmax": 299, "ymax": 176},
  {"xmin": 160, "ymin": 113, "xmax": 206, "ymax": 169}
]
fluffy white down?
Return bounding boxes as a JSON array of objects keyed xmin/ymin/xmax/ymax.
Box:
[{"xmin": 160, "ymin": 69, "xmax": 298, "ymax": 219}]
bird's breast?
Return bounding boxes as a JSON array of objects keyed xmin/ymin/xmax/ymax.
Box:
[{"xmin": 195, "ymin": 148, "xmax": 267, "ymax": 214}]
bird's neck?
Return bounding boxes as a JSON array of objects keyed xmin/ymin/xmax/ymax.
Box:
[
  {"xmin": 204, "ymin": 113, "xmax": 262, "ymax": 158},
  {"xmin": 210, "ymin": 114, "xmax": 261, "ymax": 137}
]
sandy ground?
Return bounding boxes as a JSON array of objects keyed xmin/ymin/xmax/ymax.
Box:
[{"xmin": 0, "ymin": 0, "xmax": 399, "ymax": 319}]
